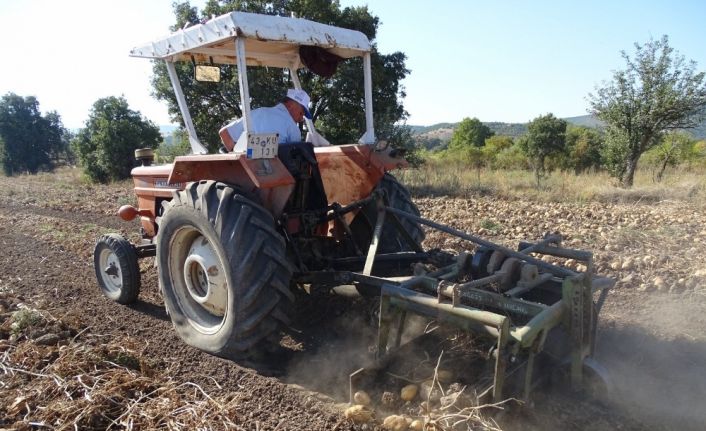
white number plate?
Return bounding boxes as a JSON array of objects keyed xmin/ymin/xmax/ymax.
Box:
[{"xmin": 246, "ymin": 133, "xmax": 279, "ymax": 159}]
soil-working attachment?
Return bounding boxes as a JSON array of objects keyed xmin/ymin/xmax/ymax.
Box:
[{"xmin": 94, "ymin": 11, "xmax": 613, "ymax": 403}]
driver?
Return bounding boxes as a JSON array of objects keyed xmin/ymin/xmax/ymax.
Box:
[{"xmin": 222, "ymin": 88, "xmax": 312, "ymax": 145}]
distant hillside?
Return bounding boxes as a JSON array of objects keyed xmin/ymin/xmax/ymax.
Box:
[
  {"xmin": 408, "ymin": 121, "xmax": 528, "ymax": 150},
  {"xmin": 407, "ymin": 123, "xmax": 457, "ymax": 135},
  {"xmin": 563, "ymin": 115, "xmax": 706, "ymax": 139},
  {"xmin": 484, "ymin": 122, "xmax": 527, "ymax": 137},
  {"xmin": 410, "ymin": 114, "xmax": 706, "ymax": 150},
  {"xmin": 689, "ymin": 120, "xmax": 706, "ymax": 140},
  {"xmin": 563, "ymin": 115, "xmax": 604, "ymax": 128}
]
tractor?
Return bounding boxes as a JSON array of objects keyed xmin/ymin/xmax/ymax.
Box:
[{"xmin": 93, "ymin": 11, "xmax": 613, "ymax": 403}]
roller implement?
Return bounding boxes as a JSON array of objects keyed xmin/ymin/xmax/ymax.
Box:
[{"xmin": 94, "ymin": 11, "xmax": 613, "ymax": 403}]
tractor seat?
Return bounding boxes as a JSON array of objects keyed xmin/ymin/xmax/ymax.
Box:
[
  {"xmin": 218, "ymin": 126, "xmax": 236, "ymax": 152},
  {"xmin": 277, "ymin": 142, "xmax": 328, "ymax": 212}
]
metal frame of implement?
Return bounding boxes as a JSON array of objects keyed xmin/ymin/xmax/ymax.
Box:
[{"xmin": 291, "ymin": 191, "xmax": 614, "ymax": 403}]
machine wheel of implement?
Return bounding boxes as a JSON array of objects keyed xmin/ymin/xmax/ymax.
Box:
[
  {"xmin": 542, "ymin": 303, "xmax": 606, "ymax": 396},
  {"xmin": 94, "ymin": 234, "xmax": 141, "ymax": 304},
  {"xmin": 551, "ymin": 357, "xmax": 613, "ymax": 399},
  {"xmin": 156, "ymin": 181, "xmax": 294, "ymax": 359},
  {"xmin": 351, "ymin": 173, "xmax": 425, "ymax": 253}
]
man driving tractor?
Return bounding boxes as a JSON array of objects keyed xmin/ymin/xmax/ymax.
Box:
[{"xmin": 221, "ymin": 88, "xmax": 312, "ymax": 145}]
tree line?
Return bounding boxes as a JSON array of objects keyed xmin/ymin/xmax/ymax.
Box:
[
  {"xmin": 0, "ymin": 94, "xmax": 73, "ymax": 176},
  {"xmin": 433, "ymin": 36, "xmax": 706, "ymax": 187},
  {"xmin": 434, "ymin": 113, "xmax": 704, "ymax": 187},
  {"xmin": 0, "ymin": 93, "xmax": 160, "ymax": 182},
  {"xmin": 1, "ymin": 5, "xmax": 704, "ymax": 189}
]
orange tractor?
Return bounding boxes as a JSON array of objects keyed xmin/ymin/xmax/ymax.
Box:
[{"xmin": 94, "ymin": 12, "xmax": 612, "ymax": 402}]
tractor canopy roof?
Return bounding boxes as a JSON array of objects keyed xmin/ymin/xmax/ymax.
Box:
[{"xmin": 129, "ymin": 11, "xmax": 371, "ymax": 69}]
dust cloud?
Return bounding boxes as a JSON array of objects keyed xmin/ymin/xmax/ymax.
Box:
[
  {"xmin": 281, "ymin": 293, "xmax": 433, "ymax": 402},
  {"xmin": 597, "ymin": 293, "xmax": 706, "ymax": 431},
  {"xmin": 282, "ymin": 295, "xmax": 380, "ymax": 401},
  {"xmin": 280, "ymin": 286, "xmax": 706, "ymax": 430}
]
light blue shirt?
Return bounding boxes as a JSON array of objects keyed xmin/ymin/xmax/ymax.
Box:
[{"xmin": 225, "ymin": 103, "xmax": 301, "ymax": 144}]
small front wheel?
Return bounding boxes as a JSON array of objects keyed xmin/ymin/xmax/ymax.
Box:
[{"xmin": 93, "ymin": 234, "xmax": 141, "ymax": 304}]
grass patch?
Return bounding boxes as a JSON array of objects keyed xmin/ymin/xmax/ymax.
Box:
[
  {"xmin": 106, "ymin": 349, "xmax": 143, "ymax": 371},
  {"xmin": 38, "ymin": 223, "xmax": 67, "ymax": 240},
  {"xmin": 117, "ymin": 195, "xmax": 136, "ymax": 206},
  {"xmin": 396, "ymin": 161, "xmax": 706, "ymax": 205},
  {"xmin": 10, "ymin": 308, "xmax": 44, "ymax": 336},
  {"xmin": 78, "ymin": 222, "xmax": 100, "ymax": 234},
  {"xmin": 480, "ymin": 219, "xmax": 502, "ymax": 232}
]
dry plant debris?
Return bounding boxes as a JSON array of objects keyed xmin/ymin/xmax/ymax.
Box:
[{"xmin": 0, "ymin": 290, "xmax": 244, "ymax": 430}]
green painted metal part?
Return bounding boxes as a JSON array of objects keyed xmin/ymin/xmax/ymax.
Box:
[
  {"xmin": 371, "ymin": 259, "xmax": 610, "ymax": 402},
  {"xmin": 346, "ymin": 193, "xmax": 614, "ymax": 403}
]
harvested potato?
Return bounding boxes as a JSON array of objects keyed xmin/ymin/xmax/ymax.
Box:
[
  {"xmin": 400, "ymin": 384, "xmax": 418, "ymax": 401},
  {"xmin": 382, "ymin": 414, "xmax": 409, "ymax": 431},
  {"xmin": 409, "ymin": 419, "xmax": 424, "ymax": 431},
  {"xmin": 654, "ymin": 276, "xmax": 666, "ymax": 291},
  {"xmin": 344, "ymin": 405, "xmax": 373, "ymax": 423},
  {"xmin": 353, "ymin": 390, "xmax": 371, "ymax": 406}
]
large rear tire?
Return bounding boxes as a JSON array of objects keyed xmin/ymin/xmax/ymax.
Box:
[
  {"xmin": 352, "ymin": 173, "xmax": 425, "ymax": 253},
  {"xmin": 157, "ymin": 181, "xmax": 294, "ymax": 359},
  {"xmin": 94, "ymin": 234, "xmax": 140, "ymax": 304}
]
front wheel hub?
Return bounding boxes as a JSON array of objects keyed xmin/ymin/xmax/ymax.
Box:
[{"xmin": 99, "ymin": 250, "xmax": 123, "ymax": 291}]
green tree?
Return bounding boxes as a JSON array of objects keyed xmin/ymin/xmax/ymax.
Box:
[
  {"xmin": 482, "ymin": 135, "xmax": 513, "ymax": 169},
  {"xmin": 692, "ymin": 140, "xmax": 706, "ymax": 169},
  {"xmin": 520, "ymin": 113, "xmax": 567, "ymax": 186},
  {"xmin": 589, "ymin": 35, "xmax": 706, "ymax": 187},
  {"xmin": 563, "ymin": 125, "xmax": 603, "ymax": 174},
  {"xmin": 445, "ymin": 117, "xmax": 494, "ymax": 179},
  {"xmin": 151, "ymin": 0, "xmax": 411, "ymax": 154},
  {"xmin": 156, "ymin": 129, "xmax": 192, "ymax": 163},
  {"xmin": 448, "ymin": 117, "xmax": 494, "ymax": 153},
  {"xmin": 0, "ymin": 93, "xmax": 70, "ymax": 175},
  {"xmin": 493, "ymin": 143, "xmax": 530, "ymax": 170},
  {"xmin": 72, "ymin": 96, "xmax": 161, "ymax": 183},
  {"xmin": 43, "ymin": 111, "xmax": 74, "ymax": 165},
  {"xmin": 642, "ymin": 132, "xmax": 695, "ymax": 182},
  {"xmin": 376, "ymin": 120, "xmax": 424, "ymax": 167}
]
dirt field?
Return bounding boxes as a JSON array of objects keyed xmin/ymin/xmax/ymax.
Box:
[{"xmin": 1, "ymin": 168, "xmax": 705, "ymax": 430}]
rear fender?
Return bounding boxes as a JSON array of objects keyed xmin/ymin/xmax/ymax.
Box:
[
  {"xmin": 169, "ymin": 154, "xmax": 295, "ymax": 215},
  {"xmin": 315, "ymin": 143, "xmax": 407, "ymax": 226},
  {"xmin": 130, "ymin": 154, "xmax": 294, "ymax": 238}
]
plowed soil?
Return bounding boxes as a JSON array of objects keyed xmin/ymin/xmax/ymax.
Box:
[{"xmin": 1, "ymin": 168, "xmax": 705, "ymax": 430}]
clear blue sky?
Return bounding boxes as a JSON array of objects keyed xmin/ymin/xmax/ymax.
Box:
[
  {"xmin": 1, "ymin": 0, "xmax": 704, "ymax": 129},
  {"xmin": 355, "ymin": 0, "xmax": 706, "ymax": 124}
]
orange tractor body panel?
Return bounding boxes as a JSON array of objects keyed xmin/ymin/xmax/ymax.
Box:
[
  {"xmin": 129, "ymin": 144, "xmax": 406, "ymax": 239},
  {"xmin": 131, "ymin": 164, "xmax": 177, "ymax": 237},
  {"xmin": 315, "ymin": 144, "xmax": 407, "ymax": 207}
]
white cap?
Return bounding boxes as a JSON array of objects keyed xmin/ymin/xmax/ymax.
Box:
[{"xmin": 286, "ymin": 88, "xmax": 312, "ymax": 119}]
